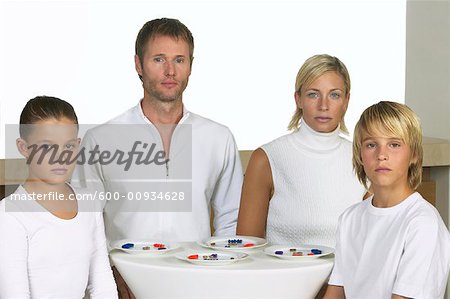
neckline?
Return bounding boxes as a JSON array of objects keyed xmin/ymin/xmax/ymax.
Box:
[
  {"xmin": 17, "ymin": 185, "xmax": 79, "ymax": 221},
  {"xmin": 367, "ymin": 192, "xmax": 418, "ymax": 215},
  {"xmin": 291, "ymin": 118, "xmax": 342, "ymax": 152}
]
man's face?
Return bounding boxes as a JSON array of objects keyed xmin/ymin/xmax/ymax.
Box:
[{"xmin": 135, "ymin": 35, "xmax": 192, "ymax": 103}]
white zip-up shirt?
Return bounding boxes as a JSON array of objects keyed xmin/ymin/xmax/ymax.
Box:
[{"xmin": 72, "ymin": 101, "xmax": 243, "ymax": 244}]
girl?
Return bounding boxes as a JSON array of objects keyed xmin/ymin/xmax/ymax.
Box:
[{"xmin": 0, "ymin": 96, "xmax": 117, "ymax": 298}]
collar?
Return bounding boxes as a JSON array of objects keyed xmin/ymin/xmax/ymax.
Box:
[
  {"xmin": 293, "ymin": 118, "xmax": 341, "ymax": 152},
  {"xmin": 137, "ymin": 99, "xmax": 190, "ymax": 125}
]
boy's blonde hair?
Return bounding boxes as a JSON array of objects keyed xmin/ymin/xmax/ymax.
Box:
[
  {"xmin": 288, "ymin": 54, "xmax": 351, "ymax": 133},
  {"xmin": 353, "ymin": 101, "xmax": 423, "ymax": 190}
]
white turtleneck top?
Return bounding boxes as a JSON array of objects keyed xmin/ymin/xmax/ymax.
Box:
[{"xmin": 261, "ymin": 120, "xmax": 366, "ymax": 248}]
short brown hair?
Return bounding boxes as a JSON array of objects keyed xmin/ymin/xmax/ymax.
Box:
[{"xmin": 135, "ymin": 18, "xmax": 194, "ymax": 67}]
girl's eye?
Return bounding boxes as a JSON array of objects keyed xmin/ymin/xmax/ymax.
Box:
[
  {"xmin": 65, "ymin": 144, "xmax": 76, "ymax": 150},
  {"xmin": 39, "ymin": 144, "xmax": 52, "ymax": 150}
]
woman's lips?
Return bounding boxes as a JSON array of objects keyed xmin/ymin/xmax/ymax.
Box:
[
  {"xmin": 375, "ymin": 167, "xmax": 391, "ymax": 173},
  {"xmin": 315, "ymin": 116, "xmax": 331, "ymax": 123}
]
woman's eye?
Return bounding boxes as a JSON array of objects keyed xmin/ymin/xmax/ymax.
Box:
[
  {"xmin": 330, "ymin": 92, "xmax": 341, "ymax": 99},
  {"xmin": 306, "ymin": 92, "xmax": 319, "ymax": 99}
]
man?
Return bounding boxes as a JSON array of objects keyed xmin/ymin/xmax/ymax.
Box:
[{"xmin": 73, "ymin": 18, "xmax": 243, "ymax": 298}]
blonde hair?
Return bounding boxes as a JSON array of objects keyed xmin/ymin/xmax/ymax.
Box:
[
  {"xmin": 288, "ymin": 54, "xmax": 350, "ymax": 133},
  {"xmin": 353, "ymin": 101, "xmax": 423, "ymax": 190}
]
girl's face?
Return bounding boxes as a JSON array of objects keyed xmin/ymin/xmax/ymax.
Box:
[
  {"xmin": 17, "ymin": 117, "xmax": 80, "ymax": 185},
  {"xmin": 295, "ymin": 71, "xmax": 349, "ymax": 133}
]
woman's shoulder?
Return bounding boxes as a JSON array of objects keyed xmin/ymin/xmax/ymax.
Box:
[{"xmin": 260, "ymin": 132, "xmax": 295, "ymax": 151}]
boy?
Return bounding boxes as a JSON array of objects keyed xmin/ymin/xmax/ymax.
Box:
[{"xmin": 324, "ymin": 101, "xmax": 450, "ymax": 298}]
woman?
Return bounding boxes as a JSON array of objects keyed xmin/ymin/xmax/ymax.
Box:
[{"xmin": 236, "ymin": 54, "xmax": 366, "ymax": 247}]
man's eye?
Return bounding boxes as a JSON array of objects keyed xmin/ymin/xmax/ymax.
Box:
[
  {"xmin": 175, "ymin": 58, "xmax": 185, "ymax": 63},
  {"xmin": 154, "ymin": 57, "xmax": 164, "ymax": 63}
]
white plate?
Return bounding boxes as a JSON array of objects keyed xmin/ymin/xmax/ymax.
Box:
[
  {"xmin": 263, "ymin": 245, "xmax": 334, "ymax": 260},
  {"xmin": 111, "ymin": 239, "xmax": 180, "ymax": 255},
  {"xmin": 198, "ymin": 235, "xmax": 267, "ymax": 250},
  {"xmin": 175, "ymin": 251, "xmax": 249, "ymax": 266}
]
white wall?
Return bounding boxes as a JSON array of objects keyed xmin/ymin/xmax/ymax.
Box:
[{"xmin": 0, "ymin": 0, "xmax": 406, "ymax": 158}]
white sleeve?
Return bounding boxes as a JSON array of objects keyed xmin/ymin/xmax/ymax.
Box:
[
  {"xmin": 328, "ymin": 213, "xmax": 344, "ymax": 287},
  {"xmin": 392, "ymin": 214, "xmax": 444, "ymax": 298},
  {"xmin": 0, "ymin": 207, "xmax": 31, "ymax": 298},
  {"xmin": 86, "ymin": 212, "xmax": 118, "ymax": 298},
  {"xmin": 210, "ymin": 131, "xmax": 243, "ymax": 236}
]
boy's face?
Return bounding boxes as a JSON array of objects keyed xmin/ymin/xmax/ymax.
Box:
[
  {"xmin": 360, "ymin": 133, "xmax": 412, "ymax": 193},
  {"xmin": 17, "ymin": 117, "xmax": 80, "ymax": 185}
]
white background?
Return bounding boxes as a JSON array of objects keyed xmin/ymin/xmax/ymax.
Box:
[{"xmin": 0, "ymin": 0, "xmax": 406, "ymax": 158}]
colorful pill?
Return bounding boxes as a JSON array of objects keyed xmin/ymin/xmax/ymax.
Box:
[
  {"xmin": 243, "ymin": 243, "xmax": 254, "ymax": 247},
  {"xmin": 275, "ymin": 250, "xmax": 284, "ymax": 255},
  {"xmin": 142, "ymin": 246, "xmax": 151, "ymax": 250},
  {"xmin": 311, "ymin": 249, "xmax": 322, "ymax": 254},
  {"xmin": 188, "ymin": 254, "xmax": 199, "ymax": 260},
  {"xmin": 292, "ymin": 252, "xmax": 303, "ymax": 256}
]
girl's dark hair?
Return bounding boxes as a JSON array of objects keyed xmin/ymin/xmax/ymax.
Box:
[{"xmin": 19, "ymin": 96, "xmax": 78, "ymax": 138}]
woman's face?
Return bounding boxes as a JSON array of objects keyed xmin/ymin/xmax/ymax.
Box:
[
  {"xmin": 295, "ymin": 71, "xmax": 349, "ymax": 133},
  {"xmin": 17, "ymin": 117, "xmax": 80, "ymax": 185}
]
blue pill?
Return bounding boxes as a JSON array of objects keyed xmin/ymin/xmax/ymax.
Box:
[
  {"xmin": 122, "ymin": 243, "xmax": 134, "ymax": 249},
  {"xmin": 275, "ymin": 250, "xmax": 284, "ymax": 255},
  {"xmin": 311, "ymin": 249, "xmax": 322, "ymax": 254}
]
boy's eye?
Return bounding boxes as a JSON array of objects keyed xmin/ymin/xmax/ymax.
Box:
[
  {"xmin": 365, "ymin": 142, "xmax": 376, "ymax": 148},
  {"xmin": 390, "ymin": 143, "xmax": 401, "ymax": 148}
]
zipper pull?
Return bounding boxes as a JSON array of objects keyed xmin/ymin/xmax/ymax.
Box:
[{"xmin": 165, "ymin": 159, "xmax": 169, "ymax": 178}]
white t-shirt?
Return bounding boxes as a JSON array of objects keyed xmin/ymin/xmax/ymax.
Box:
[
  {"xmin": 329, "ymin": 192, "xmax": 450, "ymax": 299},
  {"xmin": 72, "ymin": 102, "xmax": 243, "ymax": 244},
  {"xmin": 0, "ymin": 186, "xmax": 118, "ymax": 299}
]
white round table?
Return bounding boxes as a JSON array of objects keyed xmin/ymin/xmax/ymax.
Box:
[{"xmin": 110, "ymin": 242, "xmax": 333, "ymax": 299}]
